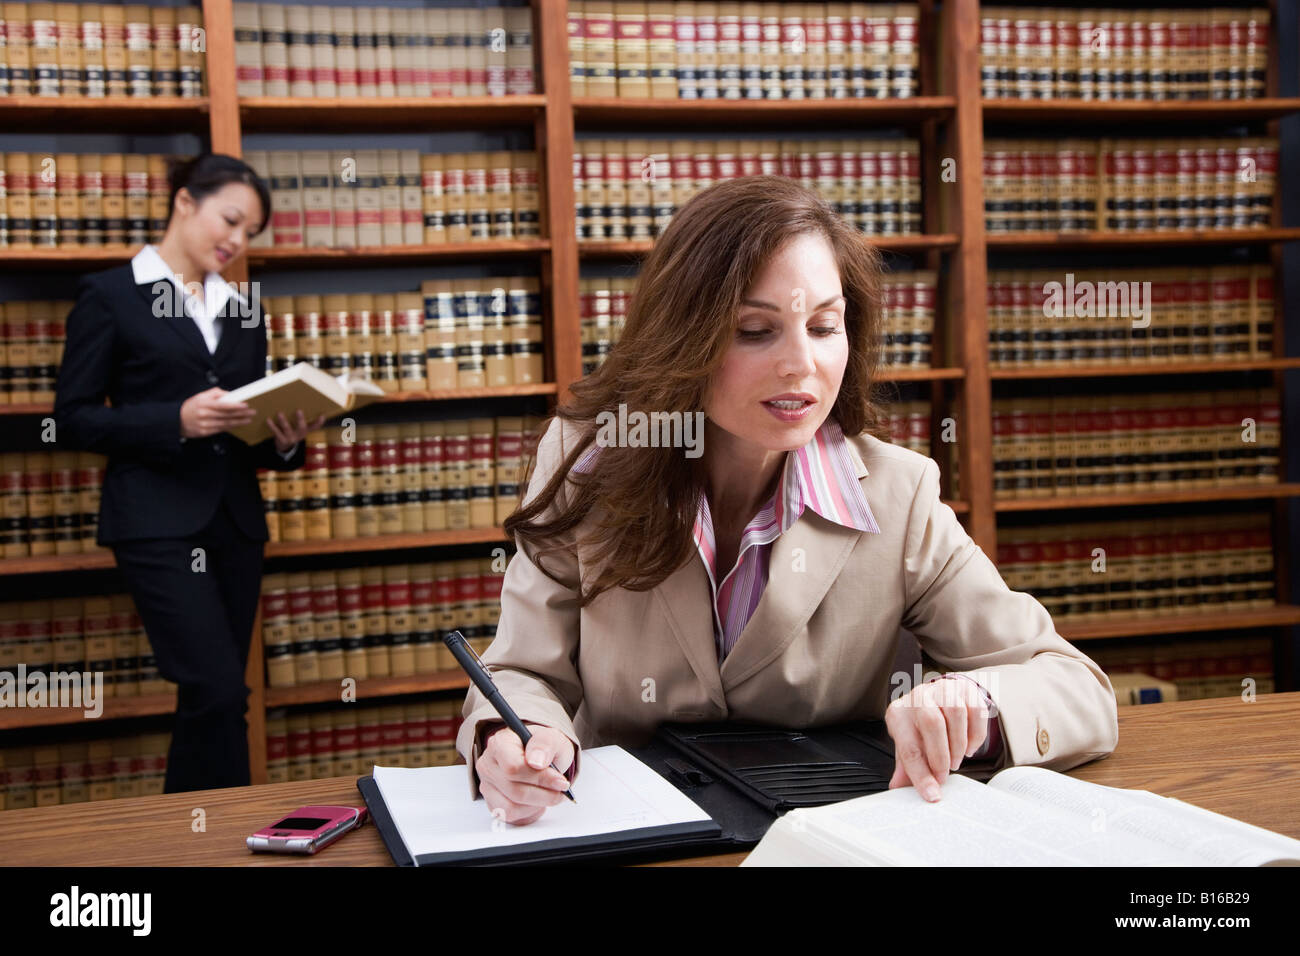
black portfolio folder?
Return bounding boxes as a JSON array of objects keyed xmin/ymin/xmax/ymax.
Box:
[{"xmin": 357, "ymin": 719, "xmax": 1001, "ymax": 866}]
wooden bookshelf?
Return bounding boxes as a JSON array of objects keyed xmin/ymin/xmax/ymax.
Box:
[
  {"xmin": 0, "ymin": 692, "xmax": 178, "ymax": 732},
  {"xmin": 572, "ymin": 95, "xmax": 956, "ymax": 127},
  {"xmin": 0, "ymin": 0, "xmax": 1295, "ymax": 795},
  {"xmin": 986, "ymin": 227, "xmax": 1300, "ymax": 250},
  {"xmin": 264, "ymin": 671, "xmax": 471, "ymax": 708},
  {"xmin": 0, "ymin": 95, "xmax": 210, "ymax": 132},
  {"xmin": 994, "ymin": 484, "xmax": 1300, "ymax": 512},
  {"xmin": 991, "ymin": 358, "xmax": 1300, "ymax": 380},
  {"xmin": 579, "ymin": 233, "xmax": 961, "ymax": 256},
  {"xmin": 983, "ymin": 97, "xmax": 1300, "ymax": 125},
  {"xmin": 239, "ymin": 94, "xmax": 547, "ymax": 131}
]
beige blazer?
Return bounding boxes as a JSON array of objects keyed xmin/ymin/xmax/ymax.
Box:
[{"xmin": 457, "ymin": 415, "xmax": 1119, "ymax": 798}]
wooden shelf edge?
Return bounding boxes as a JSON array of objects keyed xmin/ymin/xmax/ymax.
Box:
[
  {"xmin": 0, "ymin": 383, "xmax": 558, "ymax": 418},
  {"xmin": 0, "ymin": 529, "xmax": 513, "ymax": 574},
  {"xmin": 0, "ymin": 691, "xmax": 177, "ymax": 731},
  {"xmin": 573, "ymin": 95, "xmax": 956, "ymax": 126},
  {"xmin": 879, "ymin": 367, "xmax": 965, "ymax": 381},
  {"xmin": 987, "ymin": 228, "xmax": 1300, "ymax": 249},
  {"xmin": 580, "ymin": 233, "xmax": 959, "ymax": 256},
  {"xmin": 1059, "ymin": 606, "xmax": 1300, "ymax": 641},
  {"xmin": 983, "ymin": 97, "xmax": 1300, "ymax": 122},
  {"xmin": 240, "ymin": 94, "xmax": 546, "ymax": 109},
  {"xmin": 995, "ymin": 483, "xmax": 1300, "ymax": 511},
  {"xmin": 265, "ymin": 527, "xmax": 509, "ymax": 558},
  {"xmin": 264, "ymin": 670, "xmax": 469, "ymax": 708},
  {"xmin": 992, "ymin": 359, "xmax": 1300, "ymax": 379},
  {"xmin": 247, "ymin": 238, "xmax": 551, "ymax": 264}
]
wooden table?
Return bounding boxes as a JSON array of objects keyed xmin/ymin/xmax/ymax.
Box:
[{"xmin": 2, "ymin": 693, "xmax": 1297, "ymax": 866}]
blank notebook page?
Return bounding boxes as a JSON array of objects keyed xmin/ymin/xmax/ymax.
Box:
[{"xmin": 371, "ymin": 745, "xmax": 713, "ymax": 860}]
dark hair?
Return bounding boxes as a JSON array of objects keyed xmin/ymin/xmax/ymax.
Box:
[
  {"xmin": 166, "ymin": 153, "xmax": 271, "ymax": 235},
  {"xmin": 505, "ymin": 175, "xmax": 889, "ymax": 607}
]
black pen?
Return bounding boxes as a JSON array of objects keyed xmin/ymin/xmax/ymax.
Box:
[{"xmin": 442, "ymin": 629, "xmax": 576, "ymax": 803}]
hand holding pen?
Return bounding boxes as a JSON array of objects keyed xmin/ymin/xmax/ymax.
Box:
[{"xmin": 443, "ymin": 630, "xmax": 576, "ymax": 826}]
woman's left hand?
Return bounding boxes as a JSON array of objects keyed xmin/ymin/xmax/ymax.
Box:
[
  {"xmin": 884, "ymin": 676, "xmax": 991, "ymax": 803},
  {"xmin": 266, "ymin": 409, "xmax": 328, "ymax": 454}
]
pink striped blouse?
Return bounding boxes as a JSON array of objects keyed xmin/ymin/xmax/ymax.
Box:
[{"xmin": 571, "ymin": 415, "xmax": 1003, "ymax": 761}]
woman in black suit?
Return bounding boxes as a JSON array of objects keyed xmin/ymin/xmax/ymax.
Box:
[{"xmin": 54, "ymin": 153, "xmax": 326, "ymax": 792}]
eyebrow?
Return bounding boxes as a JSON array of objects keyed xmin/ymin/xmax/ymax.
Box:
[{"xmin": 740, "ymin": 294, "xmax": 845, "ymax": 312}]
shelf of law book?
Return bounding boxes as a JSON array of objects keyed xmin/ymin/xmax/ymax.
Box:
[
  {"xmin": 0, "ymin": 148, "xmax": 545, "ymax": 256},
  {"xmin": 978, "ymin": 5, "xmax": 1274, "ymax": 103},
  {"xmin": 0, "ymin": 414, "xmax": 547, "ymax": 564},
  {"xmin": 996, "ymin": 512, "xmax": 1284, "ymax": 631},
  {"xmin": 985, "ymin": 262, "xmax": 1286, "ymax": 375},
  {"xmin": 0, "ymin": 284, "xmax": 555, "ymax": 417},
  {"xmin": 263, "ymin": 699, "xmax": 469, "ymax": 784}
]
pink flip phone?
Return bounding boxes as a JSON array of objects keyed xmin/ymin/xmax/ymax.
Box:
[{"xmin": 246, "ymin": 805, "xmax": 368, "ymax": 855}]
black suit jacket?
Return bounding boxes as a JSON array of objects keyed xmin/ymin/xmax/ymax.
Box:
[{"xmin": 53, "ymin": 262, "xmax": 306, "ymax": 545}]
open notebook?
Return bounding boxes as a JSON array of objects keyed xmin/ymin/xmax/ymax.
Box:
[{"xmin": 362, "ymin": 745, "xmax": 720, "ymax": 865}]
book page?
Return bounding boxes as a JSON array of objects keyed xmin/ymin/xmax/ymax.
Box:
[
  {"xmin": 370, "ymin": 745, "xmax": 714, "ymax": 864},
  {"xmin": 988, "ymin": 767, "xmax": 1300, "ymax": 866},
  {"xmin": 809, "ymin": 773, "xmax": 1206, "ymax": 865}
]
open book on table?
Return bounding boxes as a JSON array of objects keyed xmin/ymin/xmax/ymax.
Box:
[{"xmin": 741, "ymin": 765, "xmax": 1300, "ymax": 866}]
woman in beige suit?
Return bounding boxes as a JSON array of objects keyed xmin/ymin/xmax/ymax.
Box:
[{"xmin": 461, "ymin": 175, "xmax": 1119, "ymax": 825}]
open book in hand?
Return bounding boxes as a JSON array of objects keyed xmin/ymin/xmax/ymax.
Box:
[
  {"xmin": 220, "ymin": 362, "xmax": 385, "ymax": 445},
  {"xmin": 742, "ymin": 766, "xmax": 1300, "ymax": 866}
]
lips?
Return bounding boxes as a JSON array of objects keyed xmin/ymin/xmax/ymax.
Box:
[{"xmin": 763, "ymin": 393, "xmax": 815, "ymax": 408}]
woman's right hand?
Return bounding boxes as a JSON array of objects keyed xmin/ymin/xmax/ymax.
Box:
[
  {"xmin": 476, "ymin": 721, "xmax": 575, "ymax": 826},
  {"xmin": 180, "ymin": 387, "xmax": 258, "ymax": 439}
]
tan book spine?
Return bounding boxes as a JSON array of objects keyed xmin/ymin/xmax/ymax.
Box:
[
  {"xmin": 420, "ymin": 152, "xmax": 446, "ymax": 244},
  {"xmin": 422, "ymin": 420, "xmax": 447, "ymax": 532},
  {"xmin": 265, "ymin": 714, "xmax": 288, "ymax": 783},
  {"xmin": 716, "ymin": 1, "xmax": 742, "ymax": 99},
  {"xmin": 374, "ymin": 424, "xmax": 403, "ymax": 537},
  {"xmin": 309, "ymin": 569, "xmax": 343, "ymax": 682},
  {"xmin": 569, "ymin": 0, "xmax": 588, "ymax": 96},
  {"xmin": 486, "ymin": 149, "xmax": 514, "ymax": 241},
  {"xmin": 287, "ymin": 571, "xmax": 320, "ymax": 684},
  {"xmin": 454, "ymin": 278, "xmax": 486, "ymax": 388},
  {"xmin": 261, "ymin": 573, "xmax": 295, "ymax": 688},
  {"xmin": 149, "ymin": 6, "xmax": 177, "ymax": 97},
  {"xmin": 300, "ymin": 430, "xmax": 331, "ymax": 540},
  {"xmin": 481, "ymin": 280, "xmax": 510, "ymax": 388},
  {"xmin": 349, "ymin": 425, "xmax": 377, "ymax": 538},
  {"xmin": 233, "ymin": 1, "xmax": 264, "ymax": 98},
  {"xmin": 330, "ymin": 567, "xmax": 364, "ymax": 679},
  {"xmin": 409, "ymin": 566, "xmax": 437, "ymax": 674},
  {"xmin": 422, "ymin": 279, "xmax": 457, "ymax": 389},
  {"xmin": 330, "ymin": 149, "xmax": 357, "ymax": 248},
  {"xmin": 318, "ymin": 429, "xmax": 350, "ymax": 541},
  {"xmin": 357, "ymin": 566, "xmax": 387, "ymax": 678},
  {"xmin": 442, "ymin": 151, "xmax": 469, "ymax": 243},
  {"xmin": 394, "ymin": 291, "xmax": 425, "ymax": 392},
  {"xmin": 442, "ymin": 420, "xmax": 471, "ymax": 530},
  {"xmin": 357, "ymin": 149, "xmax": 386, "ymax": 247},
  {"xmin": 382, "ymin": 564, "xmax": 414, "ymax": 678}
]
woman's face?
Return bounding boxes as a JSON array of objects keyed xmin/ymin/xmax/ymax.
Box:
[
  {"xmin": 176, "ymin": 182, "xmax": 264, "ymax": 273},
  {"xmin": 703, "ymin": 232, "xmax": 849, "ymax": 455}
]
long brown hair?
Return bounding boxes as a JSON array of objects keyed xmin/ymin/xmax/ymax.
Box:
[{"xmin": 507, "ymin": 175, "xmax": 891, "ymax": 606}]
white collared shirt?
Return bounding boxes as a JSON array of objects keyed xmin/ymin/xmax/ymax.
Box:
[
  {"xmin": 131, "ymin": 243, "xmax": 246, "ymax": 353},
  {"xmin": 131, "ymin": 244, "xmax": 297, "ymax": 461}
]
